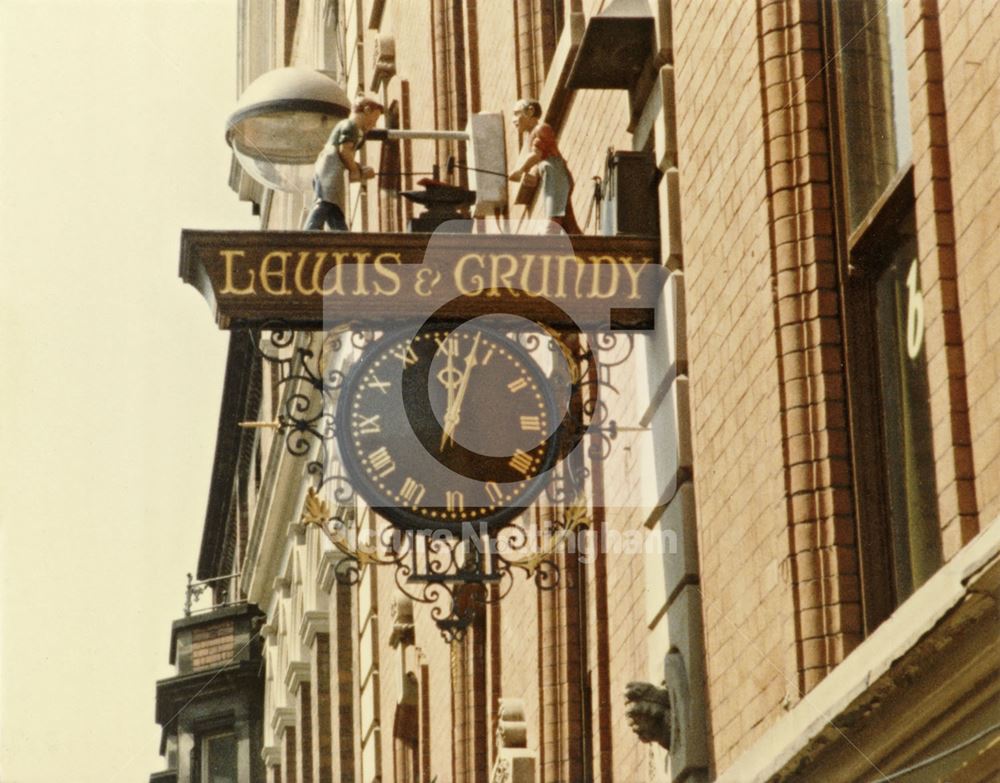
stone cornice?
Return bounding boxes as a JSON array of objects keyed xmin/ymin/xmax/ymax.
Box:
[
  {"xmin": 272, "ymin": 576, "xmax": 291, "ymax": 598},
  {"xmin": 284, "ymin": 660, "xmax": 311, "ymax": 694},
  {"xmin": 299, "ymin": 610, "xmax": 329, "ymax": 648},
  {"xmin": 317, "ymin": 550, "xmax": 343, "ymax": 594},
  {"xmin": 270, "ymin": 707, "xmax": 296, "ymax": 735}
]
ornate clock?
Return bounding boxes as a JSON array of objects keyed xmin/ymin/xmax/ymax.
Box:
[{"xmin": 336, "ymin": 323, "xmax": 563, "ymax": 532}]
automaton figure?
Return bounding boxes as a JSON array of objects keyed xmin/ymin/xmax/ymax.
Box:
[
  {"xmin": 508, "ymin": 99, "xmax": 582, "ymax": 235},
  {"xmin": 303, "ymin": 96, "xmax": 384, "ymax": 231}
]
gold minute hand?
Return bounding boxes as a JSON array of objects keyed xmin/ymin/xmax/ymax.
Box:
[{"xmin": 440, "ymin": 332, "xmax": 481, "ymax": 450}]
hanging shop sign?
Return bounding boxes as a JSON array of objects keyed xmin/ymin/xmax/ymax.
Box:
[
  {"xmin": 181, "ymin": 227, "xmax": 662, "ymax": 639},
  {"xmin": 179, "ymin": 229, "xmax": 661, "ymax": 330}
]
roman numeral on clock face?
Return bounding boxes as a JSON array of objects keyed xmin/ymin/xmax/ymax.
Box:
[
  {"xmin": 509, "ymin": 449, "xmax": 534, "ymax": 476},
  {"xmin": 434, "ymin": 335, "xmax": 459, "ymax": 356},
  {"xmin": 507, "ymin": 377, "xmax": 528, "ymax": 393},
  {"xmin": 485, "ymin": 481, "xmax": 503, "ymax": 505},
  {"xmin": 355, "ymin": 413, "xmax": 381, "ymax": 434},
  {"xmin": 367, "ymin": 446, "xmax": 395, "ymax": 477},
  {"xmin": 520, "ymin": 415, "xmax": 541, "ymax": 431},
  {"xmin": 366, "ymin": 374, "xmax": 391, "ymax": 393},
  {"xmin": 390, "ymin": 342, "xmax": 418, "ymax": 366},
  {"xmin": 445, "ymin": 490, "xmax": 465, "ymax": 513},
  {"xmin": 399, "ymin": 477, "xmax": 426, "ymax": 505}
]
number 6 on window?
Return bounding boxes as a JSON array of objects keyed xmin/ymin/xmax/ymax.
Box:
[{"xmin": 906, "ymin": 259, "xmax": 925, "ymax": 360}]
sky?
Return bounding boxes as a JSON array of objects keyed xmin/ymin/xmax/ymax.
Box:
[{"xmin": 0, "ymin": 2, "xmax": 259, "ymax": 780}]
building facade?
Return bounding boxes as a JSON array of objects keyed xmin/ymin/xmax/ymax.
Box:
[{"xmin": 153, "ymin": 1, "xmax": 999, "ymax": 781}]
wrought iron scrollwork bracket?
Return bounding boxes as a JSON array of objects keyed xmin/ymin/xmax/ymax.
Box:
[{"xmin": 253, "ymin": 321, "xmax": 634, "ymax": 641}]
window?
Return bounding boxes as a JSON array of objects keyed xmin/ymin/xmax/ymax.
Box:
[
  {"xmin": 832, "ymin": 0, "xmax": 911, "ymax": 234},
  {"xmin": 826, "ymin": 0, "xmax": 942, "ymax": 632},
  {"xmin": 201, "ymin": 733, "xmax": 238, "ymax": 783},
  {"xmin": 514, "ymin": 0, "xmax": 566, "ymax": 98}
]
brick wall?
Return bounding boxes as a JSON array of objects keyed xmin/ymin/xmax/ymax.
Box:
[
  {"xmin": 190, "ymin": 619, "xmax": 237, "ymax": 671},
  {"xmin": 905, "ymin": 0, "xmax": 979, "ymax": 558},
  {"xmin": 239, "ymin": 0, "xmax": 1000, "ymax": 781},
  {"xmin": 312, "ymin": 633, "xmax": 333, "ymax": 783},
  {"xmin": 672, "ymin": 0, "xmax": 803, "ymax": 768},
  {"xmin": 926, "ymin": 0, "xmax": 1000, "ymax": 533},
  {"xmin": 672, "ymin": 0, "xmax": 998, "ymax": 771},
  {"xmin": 356, "ymin": 2, "xmax": 656, "ymax": 780}
]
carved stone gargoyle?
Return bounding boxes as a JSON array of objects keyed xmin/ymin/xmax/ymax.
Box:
[{"xmin": 624, "ymin": 681, "xmax": 672, "ymax": 750}]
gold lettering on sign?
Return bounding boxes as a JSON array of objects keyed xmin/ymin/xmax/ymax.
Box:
[
  {"xmin": 519, "ymin": 254, "xmax": 552, "ymax": 298},
  {"xmin": 372, "ymin": 252, "xmax": 402, "ymax": 296},
  {"xmin": 260, "ymin": 252, "xmax": 292, "ymax": 295},
  {"xmin": 554, "ymin": 256, "xmax": 577, "ymax": 299},
  {"xmin": 621, "ymin": 257, "xmax": 648, "ymax": 301},
  {"xmin": 455, "ymin": 253, "xmax": 486, "ymax": 296},
  {"xmin": 294, "ymin": 251, "xmax": 322, "ymax": 295},
  {"xmin": 295, "ymin": 252, "xmax": 346, "ymax": 296},
  {"xmin": 414, "ymin": 267, "xmax": 441, "ymax": 297},
  {"xmin": 588, "ymin": 256, "xmax": 619, "ymax": 300},
  {"xmin": 488, "ymin": 254, "xmax": 520, "ymax": 298},
  {"xmin": 219, "ymin": 250, "xmax": 256, "ymax": 295},
  {"xmin": 210, "ymin": 246, "xmax": 654, "ymax": 306},
  {"xmin": 574, "ymin": 256, "xmax": 589, "ymax": 299},
  {"xmin": 352, "ymin": 252, "xmax": 370, "ymax": 295}
]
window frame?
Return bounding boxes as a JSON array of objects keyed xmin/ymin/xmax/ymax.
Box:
[
  {"xmin": 200, "ymin": 731, "xmax": 239, "ymax": 783},
  {"xmin": 822, "ymin": 0, "xmax": 942, "ymax": 633}
]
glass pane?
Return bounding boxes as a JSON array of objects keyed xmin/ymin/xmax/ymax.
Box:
[
  {"xmin": 872, "ymin": 223, "xmax": 942, "ymax": 601},
  {"xmin": 835, "ymin": 0, "xmax": 912, "ymax": 231},
  {"xmin": 205, "ymin": 734, "xmax": 238, "ymax": 783}
]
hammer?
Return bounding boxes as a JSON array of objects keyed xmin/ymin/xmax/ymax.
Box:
[{"xmin": 447, "ymin": 155, "xmax": 509, "ymax": 179}]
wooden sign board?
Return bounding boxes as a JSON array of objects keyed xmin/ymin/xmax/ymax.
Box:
[{"xmin": 179, "ymin": 230, "xmax": 663, "ymax": 330}]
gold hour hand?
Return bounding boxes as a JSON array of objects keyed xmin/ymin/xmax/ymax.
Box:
[{"xmin": 437, "ymin": 347, "xmax": 459, "ymax": 449}]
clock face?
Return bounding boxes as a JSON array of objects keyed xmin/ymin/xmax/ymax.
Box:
[{"xmin": 336, "ymin": 324, "xmax": 561, "ymax": 531}]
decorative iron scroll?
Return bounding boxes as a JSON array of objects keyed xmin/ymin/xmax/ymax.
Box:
[{"xmin": 252, "ymin": 321, "xmax": 635, "ymax": 641}]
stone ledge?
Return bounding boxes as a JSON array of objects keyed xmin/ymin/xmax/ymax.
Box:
[{"xmin": 715, "ymin": 519, "xmax": 1000, "ymax": 782}]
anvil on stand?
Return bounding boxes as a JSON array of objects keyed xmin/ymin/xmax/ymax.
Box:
[
  {"xmin": 368, "ymin": 112, "xmax": 507, "ymax": 232},
  {"xmin": 402, "ymin": 178, "xmax": 476, "ymax": 233}
]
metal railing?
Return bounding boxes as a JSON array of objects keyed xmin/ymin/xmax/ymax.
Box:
[{"xmin": 183, "ymin": 572, "xmax": 243, "ymax": 617}]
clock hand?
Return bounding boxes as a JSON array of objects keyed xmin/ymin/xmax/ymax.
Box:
[
  {"xmin": 440, "ymin": 332, "xmax": 481, "ymax": 450},
  {"xmin": 438, "ymin": 347, "xmax": 458, "ymax": 450}
]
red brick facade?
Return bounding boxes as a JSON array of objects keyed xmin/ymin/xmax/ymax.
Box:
[{"xmin": 191, "ymin": 1, "xmax": 1000, "ymax": 782}]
